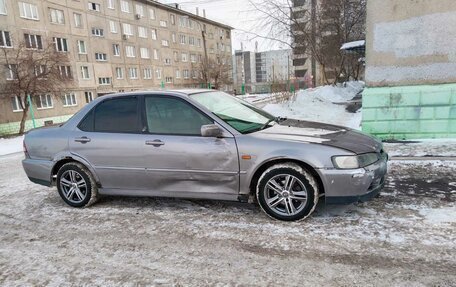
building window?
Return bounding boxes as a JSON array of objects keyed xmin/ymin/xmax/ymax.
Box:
[
  {"xmin": 59, "ymin": 65, "xmax": 72, "ymax": 78},
  {"xmin": 140, "ymin": 47, "xmax": 149, "ymax": 59},
  {"xmin": 128, "ymin": 67, "xmax": 137, "ymax": 79},
  {"xmin": 120, "ymin": 0, "xmax": 130, "ymax": 13},
  {"xmin": 0, "ymin": 31, "xmax": 12, "ymax": 48},
  {"xmin": 74, "ymin": 13, "xmax": 83, "ymax": 28},
  {"xmin": 164, "ymin": 58, "xmax": 171, "ymax": 65},
  {"xmin": 143, "ymin": 68, "xmax": 152, "ymax": 79},
  {"xmin": 122, "ymin": 23, "xmax": 133, "ymax": 35},
  {"xmin": 81, "ymin": 66, "xmax": 90, "ymax": 79},
  {"xmin": 165, "ymin": 76, "xmax": 173, "ymax": 83},
  {"xmin": 190, "ymin": 54, "xmax": 196, "ymax": 63},
  {"xmin": 95, "ymin": 53, "xmax": 107, "ymax": 61},
  {"xmin": 49, "ymin": 8, "xmax": 64, "ymax": 24},
  {"xmin": 197, "ymin": 38, "xmax": 201, "ymax": 47},
  {"xmin": 125, "ymin": 45, "xmax": 135, "ymax": 57},
  {"xmin": 91, "ymin": 28, "xmax": 104, "ymax": 37},
  {"xmin": 183, "ymin": 69, "xmax": 189, "ymax": 79},
  {"xmin": 181, "ymin": 53, "xmax": 188, "ymax": 62},
  {"xmin": 161, "ymin": 40, "xmax": 169, "ymax": 47},
  {"xmin": 173, "ymin": 51, "xmax": 178, "ymax": 62},
  {"xmin": 135, "ymin": 4, "xmax": 144, "ymax": 17},
  {"xmin": 153, "ymin": 49, "xmax": 158, "ymax": 60},
  {"xmin": 34, "ymin": 65, "xmax": 46, "ymax": 77},
  {"xmin": 175, "ymin": 69, "xmax": 180, "ymax": 78},
  {"xmin": 115, "ymin": 67, "xmax": 123, "ymax": 79},
  {"xmin": 88, "ymin": 2, "xmax": 100, "ymax": 12},
  {"xmin": 98, "ymin": 77, "xmax": 111, "ymax": 85},
  {"xmin": 19, "ymin": 2, "xmax": 39, "ymax": 20},
  {"xmin": 189, "ymin": 36, "xmax": 195, "ymax": 46},
  {"xmin": 109, "ymin": 21, "xmax": 118, "ymax": 33},
  {"xmin": 85, "ymin": 91, "xmax": 94, "ymax": 103},
  {"xmin": 151, "ymin": 29, "xmax": 157, "ymax": 40},
  {"xmin": 155, "ymin": 68, "xmax": 161, "ymax": 79},
  {"xmin": 77, "ymin": 40, "xmax": 87, "ymax": 54},
  {"xmin": 179, "ymin": 34, "xmax": 186, "ymax": 44},
  {"xmin": 107, "ymin": 0, "xmax": 115, "ymax": 9},
  {"xmin": 11, "ymin": 96, "xmax": 23, "ymax": 112},
  {"xmin": 53, "ymin": 37, "xmax": 68, "ymax": 52},
  {"xmin": 138, "ymin": 26, "xmax": 147, "ymax": 38},
  {"xmin": 159, "ymin": 20, "xmax": 167, "ymax": 27},
  {"xmin": 5, "ymin": 64, "xmax": 17, "ymax": 80},
  {"xmin": 172, "ymin": 33, "xmax": 176, "ymax": 43},
  {"xmin": 170, "ymin": 14, "xmax": 175, "ymax": 25},
  {"xmin": 0, "ymin": 0, "xmax": 6, "ymax": 15},
  {"xmin": 113, "ymin": 44, "xmax": 120, "ymax": 56},
  {"xmin": 36, "ymin": 94, "xmax": 53, "ymax": 109},
  {"xmin": 62, "ymin": 93, "xmax": 77, "ymax": 107},
  {"xmin": 149, "ymin": 8, "xmax": 155, "ymax": 19},
  {"xmin": 24, "ymin": 34, "xmax": 42, "ymax": 50}
]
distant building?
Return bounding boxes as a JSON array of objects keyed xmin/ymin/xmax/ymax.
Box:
[
  {"xmin": 233, "ymin": 49, "xmax": 293, "ymax": 94},
  {"xmin": 362, "ymin": 0, "xmax": 456, "ymax": 139},
  {"xmin": 0, "ymin": 0, "xmax": 232, "ymax": 135}
]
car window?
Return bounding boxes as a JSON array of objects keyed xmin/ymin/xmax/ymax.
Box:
[
  {"xmin": 145, "ymin": 96, "xmax": 213, "ymax": 135},
  {"xmin": 89, "ymin": 97, "xmax": 140, "ymax": 133}
]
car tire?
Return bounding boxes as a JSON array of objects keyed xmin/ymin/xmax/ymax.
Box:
[
  {"xmin": 256, "ymin": 163, "xmax": 319, "ymax": 221},
  {"xmin": 56, "ymin": 162, "xmax": 99, "ymax": 207}
]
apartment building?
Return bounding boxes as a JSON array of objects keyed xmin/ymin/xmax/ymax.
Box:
[
  {"xmin": 0, "ymin": 0, "xmax": 232, "ymax": 135},
  {"xmin": 233, "ymin": 49, "xmax": 293, "ymax": 94}
]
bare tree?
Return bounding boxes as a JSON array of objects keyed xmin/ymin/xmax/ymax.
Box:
[
  {"xmin": 196, "ymin": 54, "xmax": 233, "ymax": 90},
  {"xmin": 249, "ymin": 0, "xmax": 366, "ymax": 85},
  {"xmin": 0, "ymin": 40, "xmax": 72, "ymax": 134}
]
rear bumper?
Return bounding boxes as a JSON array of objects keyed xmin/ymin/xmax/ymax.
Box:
[
  {"xmin": 319, "ymin": 156, "xmax": 388, "ymax": 204},
  {"xmin": 22, "ymin": 158, "xmax": 53, "ymax": 187}
]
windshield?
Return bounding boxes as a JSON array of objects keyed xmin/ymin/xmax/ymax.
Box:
[{"xmin": 190, "ymin": 91, "xmax": 275, "ymax": 134}]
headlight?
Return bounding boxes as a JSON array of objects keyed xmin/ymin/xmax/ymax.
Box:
[
  {"xmin": 332, "ymin": 155, "xmax": 359, "ymax": 169},
  {"xmin": 332, "ymin": 153, "xmax": 379, "ymax": 169},
  {"xmin": 357, "ymin": 153, "xmax": 379, "ymax": 167}
]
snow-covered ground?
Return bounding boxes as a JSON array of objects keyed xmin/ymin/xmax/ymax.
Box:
[
  {"xmin": 263, "ymin": 82, "xmax": 364, "ymax": 129},
  {"xmin": 0, "ymin": 136, "xmax": 23, "ymax": 156},
  {"xmin": 0, "ymin": 153, "xmax": 455, "ymax": 285}
]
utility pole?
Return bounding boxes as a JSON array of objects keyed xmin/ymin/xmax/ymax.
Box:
[{"xmin": 311, "ymin": 0, "xmax": 317, "ymax": 87}]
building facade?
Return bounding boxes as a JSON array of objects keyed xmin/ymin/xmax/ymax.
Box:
[
  {"xmin": 0, "ymin": 0, "xmax": 232, "ymax": 135},
  {"xmin": 233, "ymin": 49, "xmax": 293, "ymax": 94},
  {"xmin": 362, "ymin": 0, "xmax": 456, "ymax": 139}
]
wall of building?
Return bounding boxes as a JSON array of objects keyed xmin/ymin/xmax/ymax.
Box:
[
  {"xmin": 0, "ymin": 0, "xmax": 232, "ymax": 135},
  {"xmin": 363, "ymin": 0, "xmax": 456, "ymax": 139}
]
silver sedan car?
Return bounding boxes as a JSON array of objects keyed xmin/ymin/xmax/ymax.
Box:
[{"xmin": 22, "ymin": 90, "xmax": 388, "ymax": 221}]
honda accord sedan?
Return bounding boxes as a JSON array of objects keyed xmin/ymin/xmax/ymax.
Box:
[{"xmin": 22, "ymin": 90, "xmax": 388, "ymax": 221}]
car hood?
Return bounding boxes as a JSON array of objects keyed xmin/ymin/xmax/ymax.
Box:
[{"xmin": 254, "ymin": 119, "xmax": 382, "ymax": 154}]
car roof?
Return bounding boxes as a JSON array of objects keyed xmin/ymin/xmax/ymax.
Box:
[{"xmin": 96, "ymin": 89, "xmax": 216, "ymax": 100}]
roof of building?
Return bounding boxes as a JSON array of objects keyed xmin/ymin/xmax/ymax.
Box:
[{"xmin": 139, "ymin": 0, "xmax": 234, "ymax": 30}]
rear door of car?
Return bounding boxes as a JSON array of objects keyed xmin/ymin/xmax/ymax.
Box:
[
  {"xmin": 69, "ymin": 95, "xmax": 149, "ymax": 190},
  {"xmin": 141, "ymin": 94, "xmax": 239, "ymax": 198}
]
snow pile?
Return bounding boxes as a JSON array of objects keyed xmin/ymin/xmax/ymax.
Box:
[
  {"xmin": 384, "ymin": 139, "xmax": 456, "ymax": 157},
  {"xmin": 263, "ymin": 81, "xmax": 364, "ymax": 129},
  {"xmin": 0, "ymin": 136, "xmax": 24, "ymax": 156}
]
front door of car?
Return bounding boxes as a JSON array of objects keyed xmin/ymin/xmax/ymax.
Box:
[
  {"xmin": 141, "ymin": 95, "xmax": 239, "ymax": 197},
  {"xmin": 69, "ymin": 95, "xmax": 149, "ymax": 190}
]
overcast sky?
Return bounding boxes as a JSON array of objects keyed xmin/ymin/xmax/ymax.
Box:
[{"xmin": 162, "ymin": 0, "xmax": 287, "ymax": 52}]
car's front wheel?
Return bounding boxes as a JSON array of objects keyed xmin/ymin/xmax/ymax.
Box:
[
  {"xmin": 256, "ymin": 163, "xmax": 319, "ymax": 221},
  {"xmin": 56, "ymin": 162, "xmax": 98, "ymax": 207}
]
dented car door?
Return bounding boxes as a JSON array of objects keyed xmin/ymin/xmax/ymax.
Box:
[{"xmin": 142, "ymin": 95, "xmax": 239, "ymax": 196}]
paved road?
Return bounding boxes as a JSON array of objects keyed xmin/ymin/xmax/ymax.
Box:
[{"xmin": 0, "ymin": 154, "xmax": 455, "ymax": 286}]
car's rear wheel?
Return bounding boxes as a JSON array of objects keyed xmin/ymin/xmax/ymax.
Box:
[
  {"xmin": 56, "ymin": 162, "xmax": 98, "ymax": 207},
  {"xmin": 256, "ymin": 163, "xmax": 319, "ymax": 221}
]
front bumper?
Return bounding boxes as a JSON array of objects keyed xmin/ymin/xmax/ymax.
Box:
[{"xmin": 319, "ymin": 155, "xmax": 388, "ymax": 204}]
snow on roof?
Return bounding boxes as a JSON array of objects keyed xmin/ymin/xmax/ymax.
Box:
[{"xmin": 340, "ymin": 40, "xmax": 366, "ymax": 50}]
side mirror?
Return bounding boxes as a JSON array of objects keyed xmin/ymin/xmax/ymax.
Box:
[{"xmin": 201, "ymin": 124, "xmax": 223, "ymax": 138}]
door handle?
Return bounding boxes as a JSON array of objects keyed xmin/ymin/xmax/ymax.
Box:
[
  {"xmin": 75, "ymin": 136, "xmax": 91, "ymax": 143},
  {"xmin": 145, "ymin": 139, "xmax": 165, "ymax": 147}
]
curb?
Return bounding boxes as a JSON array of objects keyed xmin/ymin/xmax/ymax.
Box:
[{"xmin": 389, "ymin": 156, "xmax": 456, "ymax": 161}]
